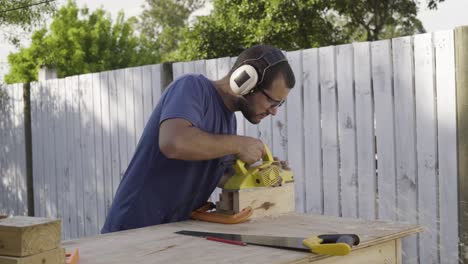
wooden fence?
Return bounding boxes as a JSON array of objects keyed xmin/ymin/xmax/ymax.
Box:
[{"xmin": 1, "ymin": 27, "xmax": 467, "ymax": 264}]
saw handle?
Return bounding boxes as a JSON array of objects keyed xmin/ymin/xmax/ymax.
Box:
[
  {"xmin": 302, "ymin": 234, "xmax": 360, "ymax": 256},
  {"xmin": 234, "ymin": 144, "xmax": 274, "ymax": 175}
]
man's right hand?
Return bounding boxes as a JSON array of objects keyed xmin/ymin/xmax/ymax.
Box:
[{"xmin": 235, "ymin": 136, "xmax": 266, "ymax": 164}]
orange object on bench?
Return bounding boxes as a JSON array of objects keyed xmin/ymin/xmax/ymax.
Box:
[
  {"xmin": 190, "ymin": 202, "xmax": 253, "ymax": 224},
  {"xmin": 66, "ymin": 248, "xmax": 79, "ymax": 264}
]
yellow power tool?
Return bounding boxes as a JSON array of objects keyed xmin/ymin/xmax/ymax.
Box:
[
  {"xmin": 223, "ymin": 144, "xmax": 294, "ymax": 190},
  {"xmin": 190, "ymin": 144, "xmax": 294, "ymax": 224}
]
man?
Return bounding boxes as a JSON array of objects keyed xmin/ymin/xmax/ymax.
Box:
[{"xmin": 101, "ymin": 44, "xmax": 295, "ymax": 233}]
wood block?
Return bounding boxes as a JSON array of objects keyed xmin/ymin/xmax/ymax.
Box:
[
  {"xmin": 0, "ymin": 217, "xmax": 61, "ymax": 257},
  {"xmin": 216, "ymin": 183, "xmax": 295, "ymax": 218},
  {"xmin": 0, "ymin": 247, "xmax": 65, "ymax": 264}
]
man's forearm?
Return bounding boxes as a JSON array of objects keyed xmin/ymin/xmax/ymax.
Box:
[{"xmin": 160, "ymin": 126, "xmax": 241, "ymax": 160}]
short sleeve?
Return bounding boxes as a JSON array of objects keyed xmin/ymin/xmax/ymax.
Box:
[{"xmin": 160, "ymin": 75, "xmax": 205, "ymax": 127}]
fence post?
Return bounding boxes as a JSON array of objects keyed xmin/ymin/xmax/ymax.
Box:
[
  {"xmin": 22, "ymin": 82, "xmax": 34, "ymax": 216},
  {"xmin": 455, "ymin": 25, "xmax": 468, "ymax": 263},
  {"xmin": 161, "ymin": 62, "xmax": 173, "ymax": 92}
]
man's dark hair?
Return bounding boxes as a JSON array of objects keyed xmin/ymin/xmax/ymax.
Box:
[{"xmin": 230, "ymin": 44, "xmax": 296, "ymax": 91}]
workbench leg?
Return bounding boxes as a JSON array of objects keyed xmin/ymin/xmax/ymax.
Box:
[{"xmin": 396, "ymin": 239, "xmax": 402, "ymax": 264}]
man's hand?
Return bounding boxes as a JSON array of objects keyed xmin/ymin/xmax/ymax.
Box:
[
  {"xmin": 235, "ymin": 136, "xmax": 265, "ymax": 165},
  {"xmin": 274, "ymin": 156, "xmax": 291, "ymax": 170}
]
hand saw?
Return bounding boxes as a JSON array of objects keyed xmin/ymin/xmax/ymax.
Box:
[{"xmin": 175, "ymin": 230, "xmax": 360, "ymax": 256}]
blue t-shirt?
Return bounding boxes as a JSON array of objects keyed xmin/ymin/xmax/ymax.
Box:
[{"xmin": 101, "ymin": 74, "xmax": 237, "ymax": 233}]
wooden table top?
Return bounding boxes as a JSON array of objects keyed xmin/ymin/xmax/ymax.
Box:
[{"xmin": 62, "ymin": 213, "xmax": 423, "ymax": 264}]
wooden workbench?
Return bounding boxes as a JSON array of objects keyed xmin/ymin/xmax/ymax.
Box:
[{"xmin": 62, "ymin": 213, "xmax": 423, "ymax": 264}]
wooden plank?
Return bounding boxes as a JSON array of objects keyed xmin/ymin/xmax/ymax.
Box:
[
  {"xmin": 194, "ymin": 60, "xmax": 207, "ymax": 76},
  {"xmin": 92, "ymin": 73, "xmax": 105, "ymax": 236},
  {"xmin": 62, "ymin": 213, "xmax": 423, "ymax": 264},
  {"xmin": 125, "ymin": 68, "xmax": 137, "ymax": 159},
  {"xmin": 6, "ymin": 85, "xmax": 16, "ymax": 215},
  {"xmin": 353, "ymin": 42, "xmax": 376, "ymax": 221},
  {"xmin": 183, "ymin": 61, "xmax": 195, "ymax": 74},
  {"xmin": 141, "ymin": 65, "xmax": 154, "ymax": 125},
  {"xmin": 35, "ymin": 82, "xmax": 47, "ymax": 218},
  {"xmin": 205, "ymin": 58, "xmax": 217, "ymax": 80},
  {"xmin": 217, "ymin": 57, "xmax": 231, "ymax": 78},
  {"xmin": 15, "ymin": 84, "xmax": 27, "ymax": 215},
  {"xmin": 56, "ymin": 78, "xmax": 69, "ymax": 239},
  {"xmin": 302, "ymin": 48, "xmax": 322, "ymax": 214},
  {"xmin": 435, "ymin": 30, "xmax": 459, "ymax": 263},
  {"xmin": 336, "ymin": 44, "xmax": 358, "ymax": 218},
  {"xmin": 286, "ymin": 50, "xmax": 305, "ymax": 214},
  {"xmin": 151, "ymin": 64, "xmax": 163, "ymax": 108},
  {"xmin": 319, "ymin": 46, "xmax": 339, "ymax": 217},
  {"xmin": 0, "ymin": 216, "xmax": 61, "ymax": 257},
  {"xmin": 133, "ymin": 67, "xmax": 145, "ymax": 142},
  {"xmin": 0, "ymin": 247, "xmax": 65, "ymax": 264},
  {"xmin": 79, "ymin": 74, "xmax": 98, "ymax": 236},
  {"xmin": 44, "ymin": 80, "xmax": 57, "ymax": 218},
  {"xmin": 99, "ymin": 72, "xmax": 113, "ymax": 219},
  {"xmin": 0, "ymin": 86, "xmax": 6, "ymax": 215},
  {"xmin": 455, "ymin": 25, "xmax": 468, "ymax": 264},
  {"xmin": 116, "ymin": 69, "xmax": 127, "ymax": 182},
  {"xmin": 109, "ymin": 69, "xmax": 123, "ymax": 198},
  {"xmin": 391, "ymin": 36, "xmax": 418, "ymax": 262},
  {"xmin": 68, "ymin": 76, "xmax": 82, "ymax": 239},
  {"xmin": 172, "ymin": 62, "xmax": 184, "ymax": 79},
  {"xmin": 58, "ymin": 78, "xmax": 71, "ymax": 239},
  {"xmin": 371, "ymin": 40, "xmax": 397, "ymax": 221},
  {"xmin": 29, "ymin": 82, "xmax": 40, "ymax": 217},
  {"xmin": 414, "ymin": 32, "xmax": 439, "ymax": 264},
  {"xmin": 14, "ymin": 84, "xmax": 21, "ymax": 214}
]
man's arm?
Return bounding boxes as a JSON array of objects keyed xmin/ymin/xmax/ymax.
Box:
[{"xmin": 159, "ymin": 118, "xmax": 265, "ymax": 163}]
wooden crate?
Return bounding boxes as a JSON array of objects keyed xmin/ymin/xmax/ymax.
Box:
[{"xmin": 0, "ymin": 217, "xmax": 61, "ymax": 257}]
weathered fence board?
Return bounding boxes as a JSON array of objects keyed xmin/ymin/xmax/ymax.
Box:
[
  {"xmin": 414, "ymin": 32, "xmax": 439, "ymax": 264},
  {"xmin": 319, "ymin": 46, "xmax": 340, "ymax": 217},
  {"xmin": 353, "ymin": 41, "xmax": 376, "ymax": 221},
  {"xmin": 302, "ymin": 48, "xmax": 322, "ymax": 215},
  {"xmin": 434, "ymin": 30, "xmax": 459, "ymax": 264},
  {"xmin": 336, "ymin": 44, "xmax": 357, "ymax": 219},
  {"xmin": 371, "ymin": 39, "xmax": 398, "ymax": 221}
]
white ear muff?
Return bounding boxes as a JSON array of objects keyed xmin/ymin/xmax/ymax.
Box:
[{"xmin": 229, "ymin": 64, "xmax": 258, "ymax": 95}]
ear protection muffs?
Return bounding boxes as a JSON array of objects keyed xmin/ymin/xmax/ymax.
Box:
[{"xmin": 230, "ymin": 49, "xmax": 287, "ymax": 95}]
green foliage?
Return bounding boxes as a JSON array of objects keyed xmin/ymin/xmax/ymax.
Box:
[
  {"xmin": 172, "ymin": 0, "xmax": 431, "ymax": 61},
  {"xmin": 0, "ymin": 0, "xmax": 57, "ymax": 46},
  {"xmin": 174, "ymin": 0, "xmax": 348, "ymax": 61},
  {"xmin": 138, "ymin": 0, "xmax": 206, "ymax": 62},
  {"xmin": 5, "ymin": 1, "xmax": 159, "ymax": 84},
  {"xmin": 328, "ymin": 0, "xmax": 425, "ymax": 41}
]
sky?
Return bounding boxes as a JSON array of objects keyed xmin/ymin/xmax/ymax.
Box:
[{"xmin": 1, "ymin": 0, "xmax": 468, "ymax": 83}]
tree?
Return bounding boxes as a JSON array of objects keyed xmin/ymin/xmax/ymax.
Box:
[
  {"xmin": 5, "ymin": 1, "xmax": 159, "ymax": 84},
  {"xmin": 0, "ymin": 0, "xmax": 57, "ymax": 46},
  {"xmin": 328, "ymin": 0, "xmax": 425, "ymax": 41},
  {"xmin": 173, "ymin": 0, "xmax": 439, "ymax": 61},
  {"xmin": 174, "ymin": 0, "xmax": 348, "ymax": 61},
  {"xmin": 138, "ymin": 0, "xmax": 206, "ymax": 62}
]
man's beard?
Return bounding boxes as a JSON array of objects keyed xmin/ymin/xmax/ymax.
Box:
[{"xmin": 237, "ymin": 97, "xmax": 261, "ymax": 124}]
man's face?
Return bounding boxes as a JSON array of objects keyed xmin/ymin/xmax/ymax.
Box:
[{"xmin": 239, "ymin": 75, "xmax": 290, "ymax": 124}]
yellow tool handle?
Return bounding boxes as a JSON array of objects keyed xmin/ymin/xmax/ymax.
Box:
[
  {"xmin": 303, "ymin": 238, "xmax": 351, "ymax": 256},
  {"xmin": 302, "ymin": 234, "xmax": 359, "ymax": 256},
  {"xmin": 235, "ymin": 144, "xmax": 274, "ymax": 175}
]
